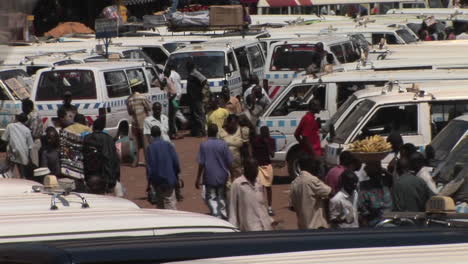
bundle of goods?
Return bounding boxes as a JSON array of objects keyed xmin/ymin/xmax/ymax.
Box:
[{"xmin": 349, "ymin": 135, "xmax": 393, "ymax": 162}]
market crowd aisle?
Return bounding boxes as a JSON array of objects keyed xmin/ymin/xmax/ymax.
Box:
[{"xmin": 120, "ymin": 131, "xmax": 298, "ymax": 230}]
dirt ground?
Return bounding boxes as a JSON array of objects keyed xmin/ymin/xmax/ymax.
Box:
[{"xmin": 121, "ymin": 132, "xmax": 298, "ymax": 230}]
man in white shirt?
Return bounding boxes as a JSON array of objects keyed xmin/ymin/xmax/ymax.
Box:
[
  {"xmin": 329, "ymin": 170, "xmax": 359, "ymax": 228},
  {"xmin": 243, "ymin": 75, "xmax": 270, "ymax": 106},
  {"xmin": 144, "ymin": 102, "xmax": 170, "ymax": 144},
  {"xmin": 1, "ymin": 113, "xmax": 34, "ymax": 179},
  {"xmin": 162, "ymin": 64, "xmax": 186, "ymax": 139},
  {"xmin": 412, "ymin": 152, "xmax": 438, "ymax": 194}
]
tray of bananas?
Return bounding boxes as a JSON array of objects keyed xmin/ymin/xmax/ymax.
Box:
[{"xmin": 349, "ymin": 135, "xmax": 392, "ymax": 162}]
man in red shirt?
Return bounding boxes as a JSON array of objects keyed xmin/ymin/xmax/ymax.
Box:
[{"xmin": 294, "ymin": 99, "xmax": 323, "ymax": 158}]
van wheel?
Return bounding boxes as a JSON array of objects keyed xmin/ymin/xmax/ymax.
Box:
[{"xmin": 287, "ymin": 148, "xmax": 302, "ymax": 180}]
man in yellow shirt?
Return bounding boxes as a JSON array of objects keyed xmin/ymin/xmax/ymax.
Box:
[{"xmin": 207, "ymin": 97, "xmax": 229, "ymax": 132}]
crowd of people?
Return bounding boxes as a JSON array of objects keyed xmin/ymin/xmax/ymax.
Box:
[{"xmin": 0, "ymin": 58, "xmax": 444, "ymax": 232}]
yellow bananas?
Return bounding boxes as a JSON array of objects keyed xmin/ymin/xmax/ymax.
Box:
[{"xmin": 349, "ymin": 135, "xmax": 392, "ymax": 153}]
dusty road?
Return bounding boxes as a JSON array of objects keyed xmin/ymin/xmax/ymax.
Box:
[{"xmin": 120, "ymin": 132, "xmax": 298, "ymax": 230}]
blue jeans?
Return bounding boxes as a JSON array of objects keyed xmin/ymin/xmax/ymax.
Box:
[{"xmin": 205, "ymin": 185, "xmax": 227, "ymax": 219}]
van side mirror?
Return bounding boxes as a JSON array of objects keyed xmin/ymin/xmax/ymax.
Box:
[{"xmin": 224, "ymin": 65, "xmax": 232, "ymax": 77}]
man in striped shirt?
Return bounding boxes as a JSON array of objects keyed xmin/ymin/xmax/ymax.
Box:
[{"xmin": 126, "ymin": 84, "xmax": 151, "ymax": 167}]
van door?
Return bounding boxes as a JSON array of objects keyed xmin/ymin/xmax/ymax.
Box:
[
  {"xmin": 262, "ymin": 84, "xmax": 327, "ymax": 155},
  {"xmin": 246, "ymin": 43, "xmax": 266, "ymax": 79},
  {"xmin": 102, "ymin": 70, "xmax": 132, "ymax": 136},
  {"xmin": 144, "ymin": 66, "xmax": 169, "ymax": 114},
  {"xmin": 234, "ymin": 47, "xmax": 251, "ymax": 89},
  {"xmin": 226, "ymin": 51, "xmax": 242, "ymax": 96},
  {"xmin": 0, "ymin": 81, "xmax": 19, "ymax": 133}
]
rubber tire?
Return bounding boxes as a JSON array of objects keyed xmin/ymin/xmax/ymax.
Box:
[{"xmin": 287, "ymin": 148, "xmax": 302, "ymax": 180}]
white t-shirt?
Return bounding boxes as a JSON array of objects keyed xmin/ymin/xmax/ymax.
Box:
[
  {"xmin": 2, "ymin": 122, "xmax": 33, "ymax": 165},
  {"xmin": 243, "ymin": 85, "xmax": 270, "ymax": 105},
  {"xmin": 329, "ymin": 190, "xmax": 359, "ymax": 228},
  {"xmin": 143, "ymin": 115, "xmax": 170, "ymax": 142}
]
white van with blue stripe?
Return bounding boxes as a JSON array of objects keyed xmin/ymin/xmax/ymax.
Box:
[
  {"xmin": 31, "ymin": 62, "xmax": 166, "ymax": 137},
  {"xmin": 165, "ymin": 39, "xmax": 265, "ymax": 112},
  {"xmin": 260, "ymin": 69, "xmax": 468, "ymax": 178},
  {"xmin": 264, "ymin": 36, "xmax": 361, "ymax": 100}
]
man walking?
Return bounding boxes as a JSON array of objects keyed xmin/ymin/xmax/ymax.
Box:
[
  {"xmin": 1, "ymin": 113, "xmax": 33, "ymax": 179},
  {"xmin": 186, "ymin": 60, "xmax": 208, "ymax": 137},
  {"xmin": 147, "ymin": 126, "xmax": 181, "ymax": 210},
  {"xmin": 329, "ymin": 170, "xmax": 359, "ymax": 228},
  {"xmin": 290, "ymin": 155, "xmax": 331, "ymax": 229},
  {"xmin": 83, "ymin": 117, "xmax": 120, "ymax": 194},
  {"xmin": 195, "ymin": 124, "xmax": 233, "ymax": 219},
  {"xmin": 126, "ymin": 83, "xmax": 151, "ymax": 167}
]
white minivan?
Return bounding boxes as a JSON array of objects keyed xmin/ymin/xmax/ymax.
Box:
[
  {"xmin": 166, "ymin": 39, "xmax": 266, "ymax": 96},
  {"xmin": 325, "ymin": 82, "xmax": 468, "ymax": 166},
  {"xmin": 259, "ymin": 70, "xmax": 468, "ymax": 177},
  {"xmin": 264, "ymin": 36, "xmax": 361, "ymax": 99},
  {"xmin": 31, "ymin": 62, "xmax": 166, "ymax": 138}
]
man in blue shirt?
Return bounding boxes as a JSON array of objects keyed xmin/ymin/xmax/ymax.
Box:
[
  {"xmin": 195, "ymin": 124, "xmax": 233, "ymax": 219},
  {"xmin": 147, "ymin": 126, "xmax": 180, "ymax": 210}
]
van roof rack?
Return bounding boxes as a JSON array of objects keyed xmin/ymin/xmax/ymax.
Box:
[{"xmin": 24, "ymin": 49, "xmax": 88, "ymax": 61}]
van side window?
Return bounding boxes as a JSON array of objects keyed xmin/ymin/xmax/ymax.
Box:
[
  {"xmin": 36, "ymin": 70, "xmax": 96, "ymax": 101},
  {"xmin": 104, "ymin": 71, "xmax": 130, "ymax": 98},
  {"xmin": 372, "ymin": 33, "xmax": 385, "ymax": 45},
  {"xmin": 227, "ymin": 52, "xmax": 238, "ymax": 72},
  {"xmin": 142, "ymin": 47, "xmax": 168, "ymax": 65},
  {"xmin": 359, "ymin": 104, "xmax": 418, "ymax": 139},
  {"xmin": 127, "ymin": 69, "xmax": 149, "ymax": 93},
  {"xmin": 330, "ymin": 45, "xmax": 345, "ymax": 64},
  {"xmin": 336, "ymin": 83, "xmax": 365, "ymax": 108},
  {"xmin": 0, "ymin": 83, "xmax": 11, "ymax": 100},
  {"xmin": 145, "ymin": 67, "xmax": 160, "ymax": 88},
  {"xmin": 385, "ymin": 34, "xmax": 399, "ymax": 44},
  {"xmin": 247, "ymin": 45, "xmax": 264, "ymax": 69},
  {"xmin": 430, "ymin": 101, "xmax": 468, "ymax": 135},
  {"xmin": 271, "ymin": 85, "xmax": 314, "ymax": 116},
  {"xmin": 343, "ymin": 42, "xmax": 359, "ymax": 63}
]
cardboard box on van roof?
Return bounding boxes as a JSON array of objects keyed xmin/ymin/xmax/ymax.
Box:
[{"xmin": 210, "ymin": 5, "xmax": 244, "ymax": 26}]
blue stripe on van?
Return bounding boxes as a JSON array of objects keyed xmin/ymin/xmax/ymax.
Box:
[
  {"xmin": 38, "ymin": 105, "xmax": 43, "ymax": 111},
  {"xmin": 47, "ymin": 105, "xmax": 53, "ymax": 110},
  {"xmin": 290, "ymin": 120, "xmax": 298, "ymax": 127},
  {"xmin": 266, "ymin": 74, "xmax": 271, "ymax": 79},
  {"xmin": 278, "ymin": 120, "xmax": 285, "ymax": 127},
  {"xmin": 274, "ymin": 74, "xmax": 280, "ymax": 79},
  {"xmin": 84, "ymin": 104, "xmax": 90, "ymax": 109},
  {"xmin": 283, "ymin": 74, "xmax": 288, "ymax": 79},
  {"xmin": 266, "ymin": 121, "xmax": 274, "ymax": 127},
  {"xmin": 94, "ymin": 103, "xmax": 101, "ymax": 109}
]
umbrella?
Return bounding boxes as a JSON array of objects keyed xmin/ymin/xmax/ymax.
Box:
[{"xmin": 44, "ymin": 22, "xmax": 94, "ymax": 38}]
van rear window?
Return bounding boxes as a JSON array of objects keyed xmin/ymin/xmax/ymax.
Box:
[
  {"xmin": 36, "ymin": 70, "xmax": 96, "ymax": 101},
  {"xmin": 270, "ymin": 44, "xmax": 321, "ymax": 71}
]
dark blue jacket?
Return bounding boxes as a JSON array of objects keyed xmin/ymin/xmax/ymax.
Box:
[{"xmin": 147, "ymin": 139, "xmax": 180, "ymax": 186}]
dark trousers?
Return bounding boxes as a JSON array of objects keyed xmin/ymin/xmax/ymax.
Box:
[
  {"xmin": 168, "ymin": 97, "xmax": 177, "ymax": 137},
  {"xmin": 190, "ymin": 100, "xmax": 205, "ymax": 137}
]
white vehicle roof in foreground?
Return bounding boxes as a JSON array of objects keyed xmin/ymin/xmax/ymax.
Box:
[
  {"xmin": 168, "ymin": 243, "xmax": 468, "ymax": 264},
  {"xmin": 0, "ymin": 192, "xmax": 139, "ymax": 213},
  {"xmin": 0, "ymin": 179, "xmax": 43, "ymax": 195},
  {"xmin": 0, "ymin": 208, "xmax": 236, "ymax": 243},
  {"xmin": 386, "ymin": 8, "xmax": 468, "ymax": 15},
  {"xmin": 292, "ymin": 69, "xmax": 468, "ymax": 84},
  {"xmin": 270, "ymin": 35, "xmax": 350, "ymax": 45}
]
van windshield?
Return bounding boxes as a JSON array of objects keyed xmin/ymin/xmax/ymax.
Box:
[
  {"xmin": 434, "ymin": 138, "xmax": 468, "ymax": 184},
  {"xmin": 167, "ymin": 51, "xmax": 225, "ymax": 80},
  {"xmin": 334, "ymin": 99, "xmax": 375, "ymax": 144},
  {"xmin": 329, "ymin": 95, "xmax": 357, "ymax": 127},
  {"xmin": 396, "ymin": 29, "xmax": 418, "ymax": 43},
  {"xmin": 36, "ymin": 70, "xmax": 96, "ymax": 101},
  {"xmin": 431, "ymin": 120, "xmax": 468, "ymax": 162},
  {"xmin": 270, "ymin": 44, "xmax": 321, "ymax": 71}
]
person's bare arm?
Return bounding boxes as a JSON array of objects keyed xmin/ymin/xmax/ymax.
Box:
[{"xmin": 195, "ymin": 164, "xmax": 204, "ymax": 189}]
